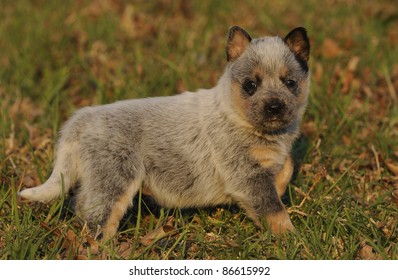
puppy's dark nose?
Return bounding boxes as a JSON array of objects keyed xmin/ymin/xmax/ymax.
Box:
[{"xmin": 264, "ymin": 99, "xmax": 286, "ymax": 116}]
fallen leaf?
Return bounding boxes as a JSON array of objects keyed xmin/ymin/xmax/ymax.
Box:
[
  {"xmin": 392, "ymin": 189, "xmax": 398, "ymax": 205},
  {"xmin": 120, "ymin": 4, "xmax": 136, "ymax": 38},
  {"xmin": 224, "ymin": 238, "xmax": 239, "ymax": 248},
  {"xmin": 139, "ymin": 225, "xmax": 176, "ymax": 246},
  {"xmin": 39, "ymin": 222, "xmax": 62, "ymax": 237},
  {"xmin": 301, "ymin": 121, "xmax": 317, "ymax": 137},
  {"xmin": 359, "ymin": 244, "xmax": 382, "ymax": 260},
  {"xmin": 86, "ymin": 235, "xmax": 99, "ymax": 255},
  {"xmin": 21, "ymin": 173, "xmax": 40, "ymax": 188},
  {"xmin": 342, "ymin": 135, "xmax": 351, "ymax": 145},
  {"xmin": 313, "ymin": 62, "xmax": 323, "ymax": 83},
  {"xmin": 322, "ymin": 38, "xmax": 343, "ymax": 58},
  {"xmin": 385, "ymin": 159, "xmax": 398, "ymax": 176},
  {"xmin": 9, "ymin": 98, "xmax": 43, "ymax": 120},
  {"xmin": 63, "ymin": 229, "xmax": 79, "ymax": 252},
  {"xmin": 204, "ymin": 232, "xmax": 219, "ymax": 242},
  {"xmin": 347, "ymin": 56, "xmax": 360, "ymax": 72}
]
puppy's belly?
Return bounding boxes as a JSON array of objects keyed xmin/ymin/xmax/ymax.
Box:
[{"xmin": 143, "ymin": 176, "xmax": 232, "ymax": 208}]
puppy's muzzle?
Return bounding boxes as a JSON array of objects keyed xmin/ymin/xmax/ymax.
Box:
[{"xmin": 264, "ymin": 99, "xmax": 286, "ymax": 119}]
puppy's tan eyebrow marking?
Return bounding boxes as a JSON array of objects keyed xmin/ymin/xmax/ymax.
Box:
[
  {"xmin": 279, "ymin": 65, "xmax": 289, "ymax": 78},
  {"xmin": 253, "ymin": 64, "xmax": 265, "ymax": 80},
  {"xmin": 255, "ymin": 74, "xmax": 262, "ymax": 84}
]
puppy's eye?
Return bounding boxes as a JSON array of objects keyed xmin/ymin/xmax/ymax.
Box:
[
  {"xmin": 285, "ymin": 79, "xmax": 298, "ymax": 90},
  {"xmin": 242, "ymin": 80, "xmax": 257, "ymax": 96}
]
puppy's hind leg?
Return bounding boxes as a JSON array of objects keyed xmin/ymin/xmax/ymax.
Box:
[
  {"xmin": 76, "ymin": 175, "xmax": 142, "ymax": 241},
  {"xmin": 102, "ymin": 179, "xmax": 142, "ymax": 240},
  {"xmin": 75, "ymin": 138, "xmax": 145, "ymax": 240},
  {"xmin": 76, "ymin": 180, "xmax": 141, "ymax": 241}
]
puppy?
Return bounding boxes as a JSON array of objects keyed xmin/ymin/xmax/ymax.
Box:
[{"xmin": 19, "ymin": 26, "xmax": 310, "ymax": 240}]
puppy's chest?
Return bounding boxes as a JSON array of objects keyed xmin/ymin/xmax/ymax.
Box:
[{"xmin": 249, "ymin": 143, "xmax": 289, "ymax": 171}]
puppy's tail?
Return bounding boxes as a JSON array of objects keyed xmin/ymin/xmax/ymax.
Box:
[{"xmin": 18, "ymin": 141, "xmax": 79, "ymax": 203}]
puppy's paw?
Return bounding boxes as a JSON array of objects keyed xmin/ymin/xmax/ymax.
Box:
[{"xmin": 266, "ymin": 210, "xmax": 295, "ymax": 235}]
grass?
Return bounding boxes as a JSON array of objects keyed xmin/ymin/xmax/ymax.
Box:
[{"xmin": 1, "ymin": 0, "xmax": 398, "ymax": 259}]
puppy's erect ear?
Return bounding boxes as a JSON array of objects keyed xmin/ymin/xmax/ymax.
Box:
[
  {"xmin": 226, "ymin": 26, "xmax": 252, "ymax": 62},
  {"xmin": 284, "ymin": 27, "xmax": 310, "ymax": 62}
]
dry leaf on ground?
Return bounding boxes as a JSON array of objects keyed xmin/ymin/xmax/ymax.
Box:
[
  {"xmin": 385, "ymin": 159, "xmax": 398, "ymax": 176},
  {"xmin": 139, "ymin": 225, "xmax": 176, "ymax": 246}
]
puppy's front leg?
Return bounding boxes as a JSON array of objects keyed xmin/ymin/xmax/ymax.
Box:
[
  {"xmin": 275, "ymin": 156, "xmax": 294, "ymax": 198},
  {"xmin": 233, "ymin": 172, "xmax": 295, "ymax": 235}
]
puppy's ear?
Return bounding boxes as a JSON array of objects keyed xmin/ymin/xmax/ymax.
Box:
[
  {"xmin": 284, "ymin": 27, "xmax": 310, "ymax": 62},
  {"xmin": 226, "ymin": 26, "xmax": 252, "ymax": 62}
]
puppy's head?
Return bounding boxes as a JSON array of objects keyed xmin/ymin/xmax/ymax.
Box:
[{"xmin": 226, "ymin": 26, "xmax": 310, "ymax": 134}]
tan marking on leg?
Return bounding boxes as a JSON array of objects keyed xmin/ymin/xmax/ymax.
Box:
[
  {"xmin": 141, "ymin": 183, "xmax": 153, "ymax": 197},
  {"xmin": 275, "ymin": 156, "xmax": 293, "ymax": 198},
  {"xmin": 266, "ymin": 209, "xmax": 295, "ymax": 235},
  {"xmin": 250, "ymin": 146, "xmax": 285, "ymax": 168},
  {"xmin": 233, "ymin": 191, "xmax": 295, "ymax": 235},
  {"xmin": 102, "ymin": 180, "xmax": 141, "ymax": 240}
]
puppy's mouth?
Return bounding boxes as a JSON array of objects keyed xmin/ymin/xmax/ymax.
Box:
[
  {"xmin": 263, "ymin": 118, "xmax": 288, "ymax": 130},
  {"xmin": 248, "ymin": 99, "xmax": 298, "ymax": 135},
  {"xmin": 260, "ymin": 110, "xmax": 297, "ymax": 134},
  {"xmin": 260, "ymin": 119, "xmax": 297, "ymax": 135}
]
